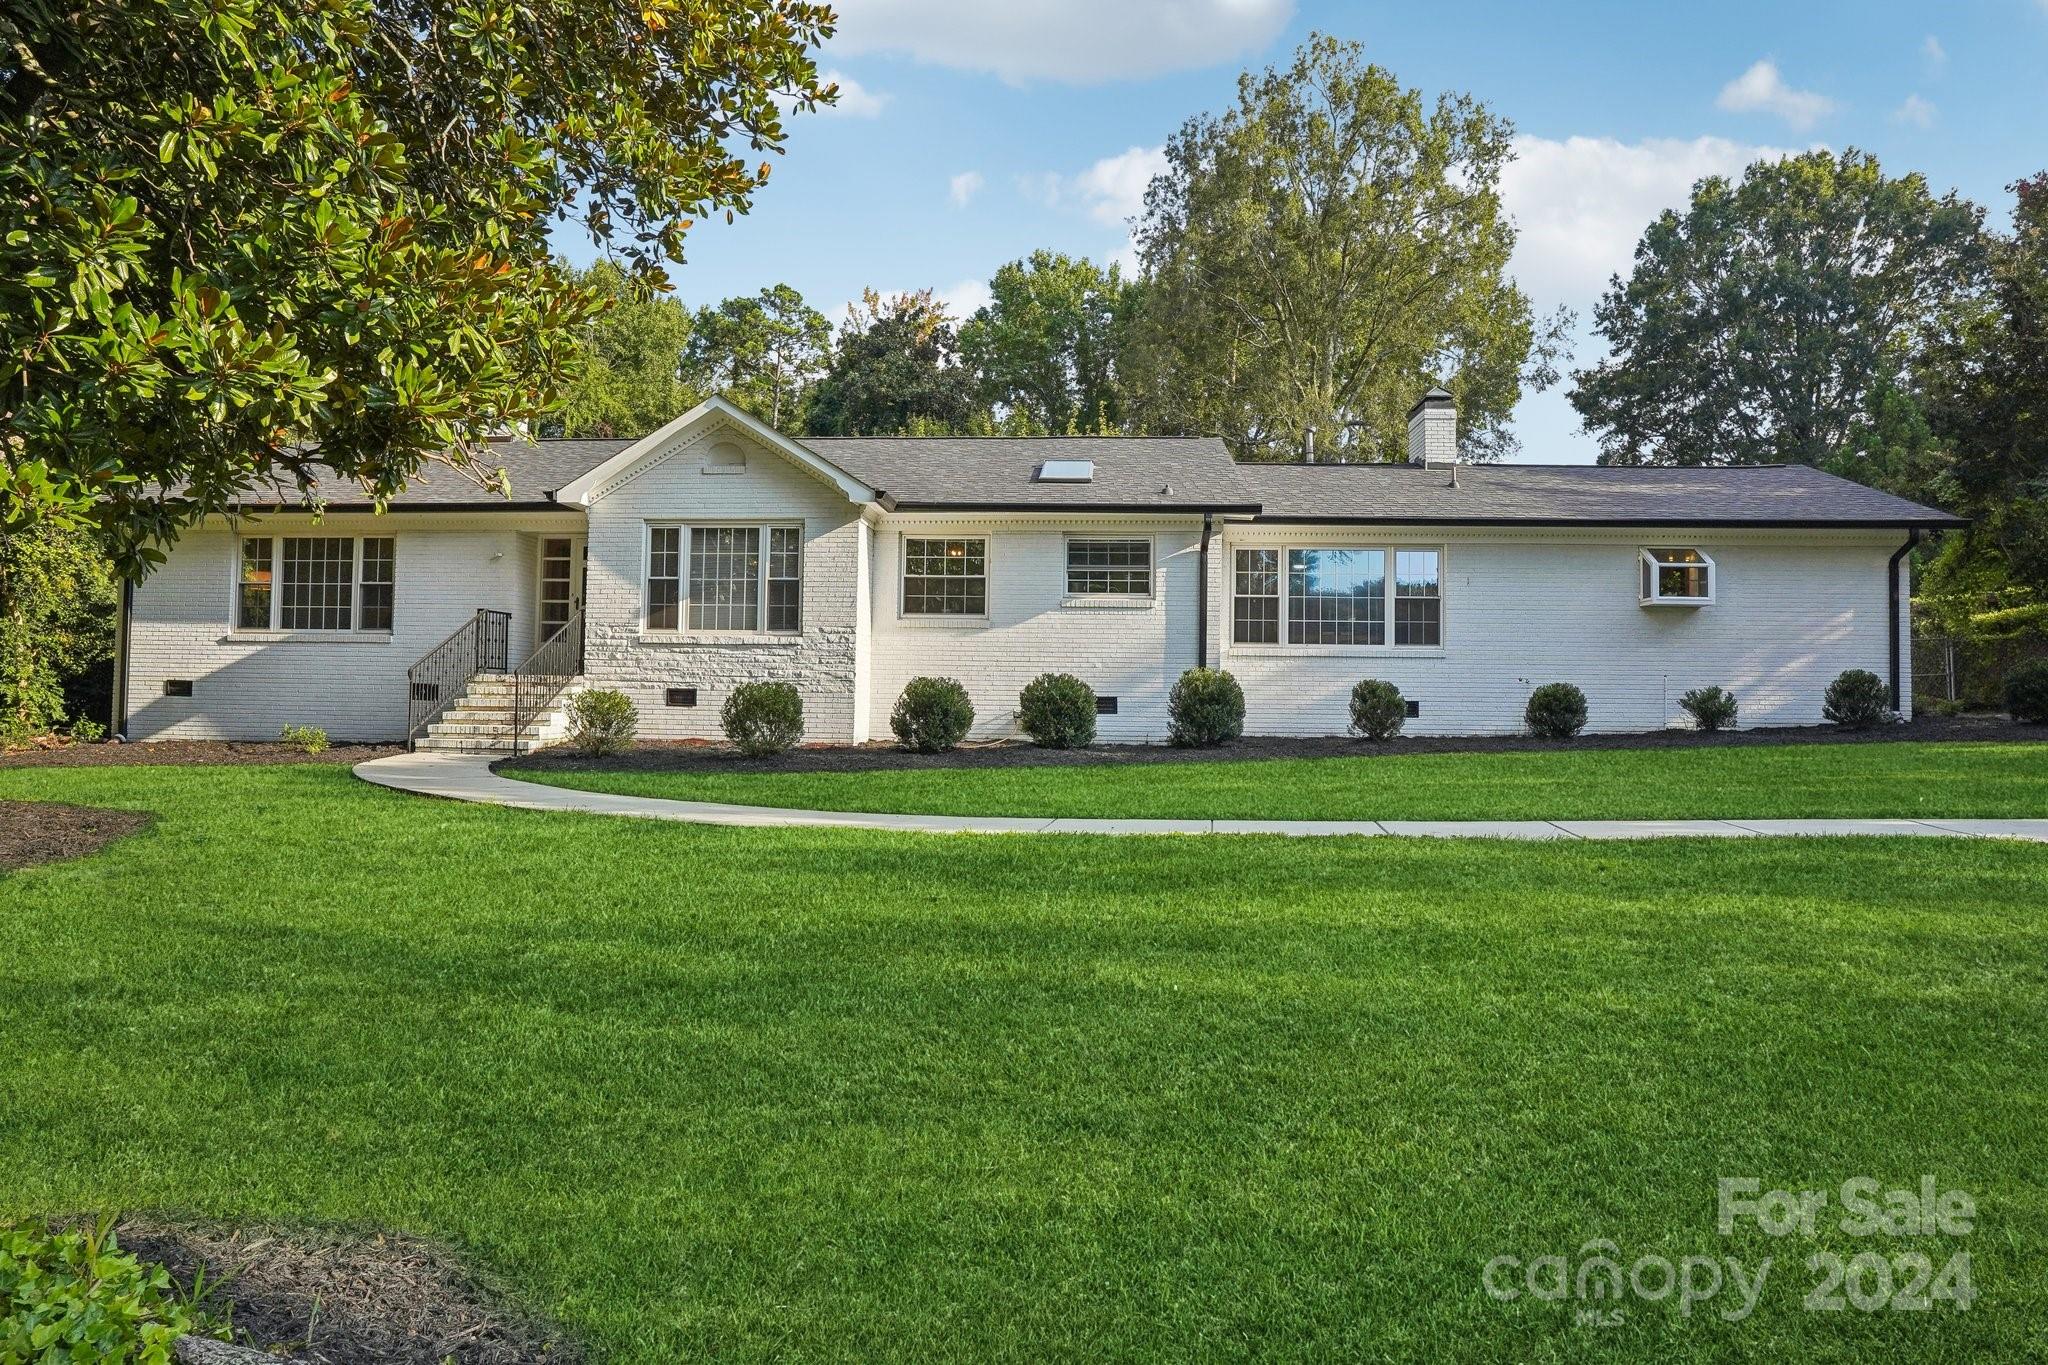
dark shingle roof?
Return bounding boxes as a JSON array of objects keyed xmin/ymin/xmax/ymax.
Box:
[
  {"xmin": 1233, "ymin": 461, "xmax": 1963, "ymax": 528},
  {"xmin": 806, "ymin": 436, "xmax": 1258, "ymax": 511},
  {"xmin": 222, "ymin": 437, "xmax": 633, "ymax": 508}
]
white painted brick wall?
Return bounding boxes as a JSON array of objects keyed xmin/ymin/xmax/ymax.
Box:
[
  {"xmin": 124, "ymin": 514, "xmax": 563, "ymax": 741},
  {"xmin": 579, "ymin": 418, "xmax": 869, "ymax": 742}
]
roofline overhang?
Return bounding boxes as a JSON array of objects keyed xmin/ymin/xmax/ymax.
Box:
[
  {"xmin": 1245, "ymin": 514, "xmax": 1968, "ymax": 530},
  {"xmin": 888, "ymin": 501, "xmax": 1265, "ymax": 515},
  {"xmin": 222, "ymin": 500, "xmax": 583, "ymax": 514}
]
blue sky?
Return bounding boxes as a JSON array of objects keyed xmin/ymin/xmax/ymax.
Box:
[{"xmin": 552, "ymin": 0, "xmax": 2048, "ymax": 462}]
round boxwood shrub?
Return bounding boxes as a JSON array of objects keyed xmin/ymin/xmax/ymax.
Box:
[
  {"xmin": 721, "ymin": 681, "xmax": 805, "ymax": 756},
  {"xmin": 2005, "ymin": 658, "xmax": 2048, "ymax": 724},
  {"xmin": 1678, "ymin": 684, "xmax": 1739, "ymax": 733},
  {"xmin": 1168, "ymin": 667, "xmax": 1245, "ymax": 747},
  {"xmin": 1822, "ymin": 668, "xmax": 1890, "ymax": 729},
  {"xmin": 1349, "ymin": 679, "xmax": 1406, "ymax": 741},
  {"xmin": 566, "ymin": 687, "xmax": 638, "ymax": 756},
  {"xmin": 1017, "ymin": 672, "xmax": 1096, "ymax": 749},
  {"xmin": 891, "ymin": 676, "xmax": 975, "ymax": 752},
  {"xmin": 1525, "ymin": 682, "xmax": 1588, "ymax": 739}
]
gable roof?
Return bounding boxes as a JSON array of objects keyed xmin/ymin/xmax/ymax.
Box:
[
  {"xmin": 552, "ymin": 396, "xmax": 880, "ymax": 506},
  {"xmin": 805, "ymin": 435, "xmax": 1259, "ymax": 512},
  {"xmin": 1232, "ymin": 461, "xmax": 1964, "ymax": 529}
]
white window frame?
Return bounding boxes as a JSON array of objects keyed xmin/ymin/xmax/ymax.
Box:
[
  {"xmin": 1639, "ymin": 546, "xmax": 1715, "ymax": 606},
  {"xmin": 642, "ymin": 521, "xmax": 804, "ymax": 635},
  {"xmin": 1062, "ymin": 534, "xmax": 1154, "ymax": 604},
  {"xmin": 898, "ymin": 534, "xmax": 990, "ymax": 621},
  {"xmin": 231, "ymin": 534, "xmax": 394, "ymax": 635},
  {"xmin": 1229, "ymin": 542, "xmax": 1446, "ymax": 652}
]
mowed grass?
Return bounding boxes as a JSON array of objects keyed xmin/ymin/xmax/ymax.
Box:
[
  {"xmin": 508, "ymin": 738, "xmax": 2048, "ymax": 821},
  {"xmin": 2, "ymin": 764, "xmax": 2045, "ymax": 1361}
]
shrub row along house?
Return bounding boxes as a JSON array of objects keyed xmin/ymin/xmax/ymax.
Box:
[{"xmin": 113, "ymin": 391, "xmax": 1963, "ymax": 749}]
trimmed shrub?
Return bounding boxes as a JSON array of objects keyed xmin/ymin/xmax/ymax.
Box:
[
  {"xmin": 1017, "ymin": 672, "xmax": 1096, "ymax": 749},
  {"xmin": 1822, "ymin": 668, "xmax": 1891, "ymax": 729},
  {"xmin": 1525, "ymin": 682, "xmax": 1588, "ymax": 739},
  {"xmin": 0, "ymin": 1218, "xmax": 198, "ymax": 1362},
  {"xmin": 1167, "ymin": 667, "xmax": 1244, "ymax": 747},
  {"xmin": 722, "ymin": 681, "xmax": 805, "ymax": 756},
  {"xmin": 2005, "ymin": 659, "xmax": 2048, "ymax": 724},
  {"xmin": 69, "ymin": 717, "xmax": 107, "ymax": 744},
  {"xmin": 1678, "ymin": 685, "xmax": 1739, "ymax": 732},
  {"xmin": 891, "ymin": 677, "xmax": 975, "ymax": 752},
  {"xmin": 1349, "ymin": 679, "xmax": 1406, "ymax": 741},
  {"xmin": 279, "ymin": 723, "xmax": 328, "ymax": 754},
  {"xmin": 567, "ymin": 687, "xmax": 638, "ymax": 756}
]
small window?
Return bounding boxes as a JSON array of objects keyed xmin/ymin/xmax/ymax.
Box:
[
  {"xmin": 238, "ymin": 538, "xmax": 273, "ymax": 630},
  {"xmin": 767, "ymin": 527, "xmax": 802, "ymax": 632},
  {"xmin": 1095, "ymin": 695, "xmax": 1119, "ymax": 715},
  {"xmin": 163, "ymin": 678, "xmax": 193, "ymax": 697},
  {"xmin": 647, "ymin": 527, "xmax": 681, "ymax": 630},
  {"xmin": 1232, "ymin": 549, "xmax": 1280, "ymax": 644},
  {"xmin": 359, "ymin": 537, "xmax": 395, "ymax": 631},
  {"xmin": 666, "ymin": 687, "xmax": 698, "ymax": 708},
  {"xmin": 1641, "ymin": 547, "xmax": 1714, "ymax": 605},
  {"xmin": 903, "ymin": 538, "xmax": 987, "ymax": 616},
  {"xmin": 1066, "ymin": 538, "xmax": 1151, "ymax": 597},
  {"xmin": 1404, "ymin": 698, "xmax": 1420, "ymax": 719},
  {"xmin": 1393, "ymin": 549, "xmax": 1441, "ymax": 646}
]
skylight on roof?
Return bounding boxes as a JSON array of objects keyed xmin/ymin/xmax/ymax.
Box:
[{"xmin": 1035, "ymin": 459, "xmax": 1095, "ymax": 483}]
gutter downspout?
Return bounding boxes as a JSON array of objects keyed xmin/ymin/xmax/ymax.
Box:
[
  {"xmin": 114, "ymin": 579, "xmax": 134, "ymax": 740},
  {"xmin": 1888, "ymin": 531, "xmax": 1921, "ymax": 712},
  {"xmin": 1196, "ymin": 513, "xmax": 1214, "ymax": 668}
]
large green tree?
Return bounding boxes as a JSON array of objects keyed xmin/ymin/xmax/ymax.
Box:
[
  {"xmin": 686, "ymin": 283, "xmax": 831, "ymax": 428},
  {"xmin": 1, "ymin": 0, "xmax": 833, "ymax": 576},
  {"xmin": 555, "ymin": 261, "xmax": 699, "ymax": 438},
  {"xmin": 804, "ymin": 290, "xmax": 980, "ymax": 436},
  {"xmin": 0, "ymin": 522, "xmax": 117, "ymax": 737},
  {"xmin": 1122, "ymin": 34, "xmax": 1564, "ymax": 462},
  {"xmin": 1571, "ymin": 149, "xmax": 1986, "ymax": 468},
  {"xmin": 959, "ymin": 253, "xmax": 1131, "ymax": 434}
]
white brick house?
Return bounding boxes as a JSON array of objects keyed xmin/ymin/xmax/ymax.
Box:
[{"xmin": 115, "ymin": 393, "xmax": 1962, "ymax": 748}]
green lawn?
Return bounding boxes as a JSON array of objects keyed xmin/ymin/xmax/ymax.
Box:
[
  {"xmin": 4, "ymin": 763, "xmax": 2046, "ymax": 1361},
  {"xmin": 506, "ymin": 738, "xmax": 2048, "ymax": 821}
]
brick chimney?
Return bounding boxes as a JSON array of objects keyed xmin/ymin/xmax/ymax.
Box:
[{"xmin": 1406, "ymin": 387, "xmax": 1456, "ymax": 465}]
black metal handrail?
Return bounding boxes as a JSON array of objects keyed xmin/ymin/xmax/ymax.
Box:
[
  {"xmin": 511, "ymin": 610, "xmax": 585, "ymax": 753},
  {"xmin": 406, "ymin": 609, "xmax": 510, "ymax": 749}
]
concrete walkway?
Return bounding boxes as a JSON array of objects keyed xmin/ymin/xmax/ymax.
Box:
[{"xmin": 353, "ymin": 752, "xmax": 2048, "ymax": 842}]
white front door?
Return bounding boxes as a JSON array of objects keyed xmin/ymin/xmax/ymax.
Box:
[{"xmin": 538, "ymin": 536, "xmax": 584, "ymax": 642}]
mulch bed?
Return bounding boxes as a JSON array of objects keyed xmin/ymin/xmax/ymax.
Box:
[
  {"xmin": 0, "ymin": 740, "xmax": 403, "ymax": 769},
  {"xmin": 501, "ymin": 713, "xmax": 2035, "ymax": 778},
  {"xmin": 0, "ymin": 800, "xmax": 153, "ymax": 870},
  {"xmin": 114, "ymin": 1217, "xmax": 578, "ymax": 1365}
]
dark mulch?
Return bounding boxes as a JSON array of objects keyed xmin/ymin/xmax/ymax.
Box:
[
  {"xmin": 0, "ymin": 800, "xmax": 153, "ymax": 870},
  {"xmin": 501, "ymin": 713, "xmax": 2034, "ymax": 778},
  {"xmin": 115, "ymin": 1217, "xmax": 577, "ymax": 1365},
  {"xmin": 0, "ymin": 740, "xmax": 403, "ymax": 769}
]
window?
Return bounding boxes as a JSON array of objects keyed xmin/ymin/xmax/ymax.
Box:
[
  {"xmin": 1231, "ymin": 543, "xmax": 1445, "ymax": 649},
  {"xmin": 1233, "ymin": 549, "xmax": 1279, "ymax": 644},
  {"xmin": 1289, "ymin": 548, "xmax": 1384, "ymax": 645},
  {"xmin": 1640, "ymin": 547, "xmax": 1714, "ymax": 604},
  {"xmin": 235, "ymin": 535, "xmax": 394, "ymax": 632},
  {"xmin": 903, "ymin": 537, "xmax": 987, "ymax": 616},
  {"xmin": 358, "ymin": 537, "xmax": 395, "ymax": 631},
  {"xmin": 643, "ymin": 523, "xmax": 802, "ymax": 633},
  {"xmin": 647, "ymin": 527, "xmax": 681, "ymax": 630},
  {"xmin": 1066, "ymin": 538, "xmax": 1151, "ymax": 597},
  {"xmin": 1393, "ymin": 550, "xmax": 1441, "ymax": 646}
]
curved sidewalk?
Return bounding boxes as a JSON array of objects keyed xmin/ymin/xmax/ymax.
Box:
[{"xmin": 354, "ymin": 753, "xmax": 2048, "ymax": 842}]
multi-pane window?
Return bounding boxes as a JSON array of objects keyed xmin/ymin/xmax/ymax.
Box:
[
  {"xmin": 1231, "ymin": 544, "xmax": 1444, "ymax": 648},
  {"xmin": 1393, "ymin": 550, "xmax": 1440, "ymax": 646},
  {"xmin": 1288, "ymin": 548, "xmax": 1385, "ymax": 645},
  {"xmin": 902, "ymin": 538, "xmax": 987, "ymax": 616},
  {"xmin": 1232, "ymin": 549, "xmax": 1279, "ymax": 644},
  {"xmin": 236, "ymin": 536, "xmax": 394, "ymax": 631},
  {"xmin": 1640, "ymin": 547, "xmax": 1713, "ymax": 604},
  {"xmin": 767, "ymin": 527, "xmax": 803, "ymax": 632},
  {"xmin": 644, "ymin": 524, "xmax": 802, "ymax": 633},
  {"xmin": 238, "ymin": 538, "xmax": 273, "ymax": 630},
  {"xmin": 646, "ymin": 527, "xmax": 682, "ymax": 630},
  {"xmin": 1066, "ymin": 538, "xmax": 1152, "ymax": 597},
  {"xmin": 358, "ymin": 538, "xmax": 395, "ymax": 631}
]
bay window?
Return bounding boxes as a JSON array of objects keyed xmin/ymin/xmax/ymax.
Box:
[
  {"xmin": 1640, "ymin": 547, "xmax": 1714, "ymax": 605},
  {"xmin": 234, "ymin": 535, "xmax": 394, "ymax": 632},
  {"xmin": 1232, "ymin": 544, "xmax": 1444, "ymax": 648}
]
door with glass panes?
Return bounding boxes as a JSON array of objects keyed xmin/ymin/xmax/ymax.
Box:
[{"xmin": 537, "ymin": 536, "xmax": 584, "ymax": 643}]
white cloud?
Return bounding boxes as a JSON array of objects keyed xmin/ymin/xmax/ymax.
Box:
[
  {"xmin": 1922, "ymin": 35, "xmax": 1947, "ymax": 75},
  {"xmin": 937, "ymin": 277, "xmax": 993, "ymax": 320},
  {"xmin": 1715, "ymin": 59, "xmax": 1836, "ymax": 130},
  {"xmin": 818, "ymin": 70, "xmax": 889, "ymax": 118},
  {"xmin": 827, "ymin": 0, "xmax": 1294, "ymax": 84},
  {"xmin": 1892, "ymin": 93, "xmax": 1937, "ymax": 128},
  {"xmin": 1023, "ymin": 145, "xmax": 1169, "ymax": 225},
  {"xmin": 948, "ymin": 171, "xmax": 985, "ymax": 208},
  {"xmin": 1500, "ymin": 134, "xmax": 1800, "ymax": 305}
]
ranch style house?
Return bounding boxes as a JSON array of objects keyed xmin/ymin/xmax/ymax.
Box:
[{"xmin": 113, "ymin": 390, "xmax": 1965, "ymax": 751}]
